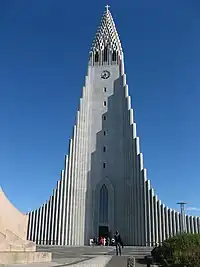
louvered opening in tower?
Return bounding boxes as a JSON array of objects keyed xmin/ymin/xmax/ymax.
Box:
[{"xmin": 103, "ymin": 47, "xmax": 108, "ymax": 62}]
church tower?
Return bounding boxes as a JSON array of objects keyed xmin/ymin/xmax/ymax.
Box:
[{"xmin": 27, "ymin": 6, "xmax": 200, "ymax": 246}]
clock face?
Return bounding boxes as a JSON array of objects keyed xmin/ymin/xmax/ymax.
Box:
[{"xmin": 101, "ymin": 70, "xmax": 110, "ymax": 79}]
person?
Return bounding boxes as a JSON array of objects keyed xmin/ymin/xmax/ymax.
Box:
[
  {"xmin": 100, "ymin": 236, "xmax": 104, "ymax": 246},
  {"xmin": 114, "ymin": 231, "xmax": 123, "ymax": 256},
  {"xmin": 92, "ymin": 237, "xmax": 96, "ymax": 246}
]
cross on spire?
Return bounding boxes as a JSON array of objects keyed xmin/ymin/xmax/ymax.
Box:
[{"xmin": 105, "ymin": 5, "xmax": 110, "ymax": 12}]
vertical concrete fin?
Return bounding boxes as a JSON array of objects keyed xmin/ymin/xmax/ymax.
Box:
[
  {"xmin": 143, "ymin": 168, "xmax": 147, "ymax": 182},
  {"xmin": 133, "ymin": 122, "xmax": 137, "ymax": 138},
  {"xmin": 124, "ymin": 84, "xmax": 129, "ymax": 98},
  {"xmin": 136, "ymin": 137, "xmax": 140, "ymax": 155},
  {"xmin": 129, "ymin": 108, "xmax": 134, "ymax": 125},
  {"xmin": 139, "ymin": 153, "xmax": 144, "ymax": 170},
  {"xmin": 27, "ymin": 212, "xmax": 32, "ymax": 240},
  {"xmin": 58, "ymin": 170, "xmax": 64, "ymax": 245},
  {"xmin": 37, "ymin": 207, "xmax": 42, "ymax": 245}
]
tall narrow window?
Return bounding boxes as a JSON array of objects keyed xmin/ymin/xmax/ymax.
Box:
[
  {"xmin": 103, "ymin": 131, "xmax": 106, "ymax": 136},
  {"xmin": 112, "ymin": 51, "xmax": 117, "ymax": 61},
  {"xmin": 103, "ymin": 163, "xmax": 106, "ymax": 168},
  {"xmin": 103, "ymin": 115, "xmax": 106, "ymax": 120},
  {"xmin": 99, "ymin": 184, "xmax": 108, "ymax": 224},
  {"xmin": 95, "ymin": 52, "xmax": 99, "ymax": 62},
  {"xmin": 103, "ymin": 47, "xmax": 108, "ymax": 62},
  {"xmin": 103, "ymin": 101, "xmax": 106, "ymax": 106},
  {"xmin": 104, "ymin": 87, "xmax": 107, "ymax": 92},
  {"xmin": 103, "ymin": 146, "xmax": 106, "ymax": 152}
]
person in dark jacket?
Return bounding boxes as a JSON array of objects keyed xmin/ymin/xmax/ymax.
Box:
[{"xmin": 114, "ymin": 231, "xmax": 123, "ymax": 256}]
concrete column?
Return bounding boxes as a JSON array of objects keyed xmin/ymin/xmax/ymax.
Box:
[
  {"xmin": 58, "ymin": 170, "xmax": 64, "ymax": 245},
  {"xmin": 135, "ymin": 137, "xmax": 142, "ymax": 245},
  {"xmin": 186, "ymin": 215, "xmax": 190, "ymax": 233},
  {"xmin": 132, "ymin": 131, "xmax": 138, "ymax": 245},
  {"xmin": 190, "ymin": 216, "xmax": 194, "ymax": 233},
  {"xmin": 171, "ymin": 210, "xmax": 176, "ymax": 236},
  {"xmin": 55, "ymin": 181, "xmax": 60, "ymax": 244},
  {"xmin": 77, "ymin": 101, "xmax": 86, "ymax": 245},
  {"xmin": 27, "ymin": 212, "xmax": 32, "ymax": 240},
  {"xmin": 65, "ymin": 139, "xmax": 73, "ymax": 245},
  {"xmin": 72, "ymin": 110, "xmax": 80, "ymax": 245},
  {"xmin": 62, "ymin": 155, "xmax": 69, "ymax": 245},
  {"xmin": 179, "ymin": 213, "xmax": 182, "ymax": 233},
  {"xmin": 153, "ymin": 195, "xmax": 158, "ymax": 245},
  {"xmin": 168, "ymin": 209, "xmax": 173, "ymax": 237},
  {"xmin": 40, "ymin": 205, "xmax": 45, "ymax": 244},
  {"xmin": 193, "ymin": 217, "xmax": 198, "ymax": 233},
  {"xmin": 38, "ymin": 207, "xmax": 42, "ymax": 244},
  {"xmin": 50, "ymin": 195, "xmax": 55, "ymax": 245},
  {"xmin": 81, "ymin": 82, "xmax": 91, "ymax": 245},
  {"xmin": 44, "ymin": 201, "xmax": 49, "ymax": 245},
  {"xmin": 68, "ymin": 126, "xmax": 77, "ymax": 245},
  {"xmin": 35, "ymin": 209, "xmax": 39, "ymax": 244},
  {"xmin": 41, "ymin": 204, "xmax": 46, "ymax": 244},
  {"xmin": 139, "ymin": 157, "xmax": 146, "ymax": 246},
  {"xmin": 125, "ymin": 97, "xmax": 131, "ymax": 245},
  {"xmin": 31, "ymin": 210, "xmax": 36, "ymax": 242},
  {"xmin": 164, "ymin": 207, "xmax": 169, "ymax": 239},
  {"xmin": 160, "ymin": 204, "xmax": 165, "ymax": 242},
  {"xmin": 197, "ymin": 217, "xmax": 200, "ymax": 233},
  {"xmin": 145, "ymin": 180, "xmax": 152, "ymax": 246},
  {"xmin": 122, "ymin": 81, "xmax": 129, "ymax": 243},
  {"xmin": 157, "ymin": 200, "xmax": 162, "ymax": 244},
  {"xmin": 150, "ymin": 189, "xmax": 155, "ymax": 246},
  {"xmin": 175, "ymin": 212, "xmax": 180, "ymax": 235},
  {"xmin": 50, "ymin": 190, "xmax": 56, "ymax": 245},
  {"xmin": 52, "ymin": 189, "xmax": 57, "ymax": 244},
  {"xmin": 47, "ymin": 196, "xmax": 53, "ymax": 245},
  {"xmin": 83, "ymin": 80, "xmax": 92, "ymax": 244}
]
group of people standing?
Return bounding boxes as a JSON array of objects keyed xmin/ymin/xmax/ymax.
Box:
[{"xmin": 92, "ymin": 231, "xmax": 124, "ymax": 256}]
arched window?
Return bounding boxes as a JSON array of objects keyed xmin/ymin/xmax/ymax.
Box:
[
  {"xmin": 99, "ymin": 184, "xmax": 108, "ymax": 224},
  {"xmin": 95, "ymin": 52, "xmax": 99, "ymax": 62},
  {"xmin": 112, "ymin": 51, "xmax": 117, "ymax": 61},
  {"xmin": 103, "ymin": 47, "xmax": 108, "ymax": 62}
]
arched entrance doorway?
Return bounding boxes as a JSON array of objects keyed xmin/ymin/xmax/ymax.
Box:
[{"xmin": 94, "ymin": 178, "xmax": 114, "ymax": 239}]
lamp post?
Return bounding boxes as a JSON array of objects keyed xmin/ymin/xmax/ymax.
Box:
[{"xmin": 177, "ymin": 202, "xmax": 187, "ymax": 233}]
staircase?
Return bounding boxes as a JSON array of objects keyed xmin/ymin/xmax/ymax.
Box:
[{"xmin": 108, "ymin": 246, "xmax": 152, "ymax": 258}]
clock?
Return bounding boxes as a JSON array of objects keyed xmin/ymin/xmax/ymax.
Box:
[{"xmin": 101, "ymin": 70, "xmax": 110, "ymax": 79}]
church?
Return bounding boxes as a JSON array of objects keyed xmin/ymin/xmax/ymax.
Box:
[{"xmin": 27, "ymin": 6, "xmax": 200, "ymax": 246}]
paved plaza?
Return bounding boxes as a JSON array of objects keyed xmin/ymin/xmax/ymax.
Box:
[{"xmin": 2, "ymin": 246, "xmax": 151, "ymax": 267}]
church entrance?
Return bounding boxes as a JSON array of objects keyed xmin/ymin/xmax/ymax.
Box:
[{"xmin": 99, "ymin": 225, "xmax": 109, "ymax": 238}]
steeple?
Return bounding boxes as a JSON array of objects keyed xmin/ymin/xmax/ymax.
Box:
[{"xmin": 89, "ymin": 6, "xmax": 123, "ymax": 65}]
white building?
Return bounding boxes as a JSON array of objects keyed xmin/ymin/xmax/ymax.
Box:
[{"xmin": 27, "ymin": 6, "xmax": 200, "ymax": 246}]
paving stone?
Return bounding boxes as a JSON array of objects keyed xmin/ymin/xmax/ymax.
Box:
[{"xmin": 106, "ymin": 256, "xmax": 128, "ymax": 267}]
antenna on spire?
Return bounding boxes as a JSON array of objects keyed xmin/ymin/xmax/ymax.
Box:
[{"xmin": 105, "ymin": 4, "xmax": 110, "ymax": 12}]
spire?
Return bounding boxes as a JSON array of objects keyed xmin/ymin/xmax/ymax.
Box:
[{"xmin": 91, "ymin": 6, "xmax": 123, "ymax": 55}]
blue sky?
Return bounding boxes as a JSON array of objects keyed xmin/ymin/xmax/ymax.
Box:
[{"xmin": 0, "ymin": 0, "xmax": 200, "ymax": 215}]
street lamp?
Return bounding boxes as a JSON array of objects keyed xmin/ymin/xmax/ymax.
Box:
[{"xmin": 177, "ymin": 202, "xmax": 187, "ymax": 233}]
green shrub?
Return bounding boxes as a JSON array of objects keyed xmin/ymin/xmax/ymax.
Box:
[{"xmin": 152, "ymin": 233, "xmax": 200, "ymax": 267}]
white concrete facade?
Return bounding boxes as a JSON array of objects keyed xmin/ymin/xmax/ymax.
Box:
[{"xmin": 27, "ymin": 7, "xmax": 200, "ymax": 246}]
